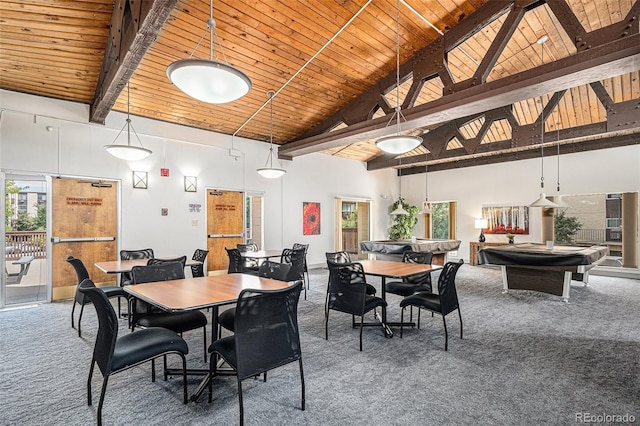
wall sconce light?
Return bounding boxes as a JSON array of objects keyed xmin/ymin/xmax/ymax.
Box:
[
  {"xmin": 184, "ymin": 176, "xmax": 197, "ymax": 192},
  {"xmin": 132, "ymin": 171, "xmax": 148, "ymax": 189}
]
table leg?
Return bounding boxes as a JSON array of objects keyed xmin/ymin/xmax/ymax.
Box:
[{"xmin": 190, "ymin": 306, "xmax": 219, "ymax": 402}]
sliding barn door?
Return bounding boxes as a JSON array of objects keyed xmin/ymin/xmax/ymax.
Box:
[
  {"xmin": 51, "ymin": 178, "xmax": 117, "ymax": 300},
  {"xmin": 207, "ymin": 190, "xmax": 244, "ymax": 273}
]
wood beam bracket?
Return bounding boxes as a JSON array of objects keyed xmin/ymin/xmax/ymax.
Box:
[{"xmin": 90, "ymin": 0, "xmax": 179, "ymax": 124}]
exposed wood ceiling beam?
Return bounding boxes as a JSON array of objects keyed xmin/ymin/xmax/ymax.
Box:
[
  {"xmin": 279, "ymin": 0, "xmax": 640, "ymax": 161},
  {"xmin": 279, "ymin": 33, "xmax": 640, "ymax": 160},
  {"xmin": 90, "ymin": 0, "xmax": 178, "ymax": 124}
]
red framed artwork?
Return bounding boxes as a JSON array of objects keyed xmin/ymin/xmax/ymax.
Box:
[
  {"xmin": 303, "ymin": 202, "xmax": 321, "ymax": 235},
  {"xmin": 482, "ymin": 205, "xmax": 529, "ymax": 234}
]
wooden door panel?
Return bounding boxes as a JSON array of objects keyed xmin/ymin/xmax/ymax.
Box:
[
  {"xmin": 207, "ymin": 190, "xmax": 244, "ymax": 273},
  {"xmin": 51, "ymin": 178, "xmax": 117, "ymax": 299}
]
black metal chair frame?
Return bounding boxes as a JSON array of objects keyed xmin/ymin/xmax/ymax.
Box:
[
  {"xmin": 191, "ymin": 249, "xmax": 209, "ymax": 278},
  {"xmin": 325, "ymin": 261, "xmax": 387, "ymax": 351},
  {"xmin": 208, "ymin": 281, "xmax": 305, "ymax": 425},
  {"xmin": 399, "ymin": 260, "xmax": 464, "ymax": 351},
  {"xmin": 67, "ymin": 256, "xmax": 128, "ymax": 337},
  {"xmin": 292, "ymin": 243, "xmax": 310, "ymax": 298},
  {"xmin": 79, "ymin": 279, "xmax": 188, "ymax": 426},
  {"xmin": 119, "ymin": 248, "xmax": 154, "ymax": 287}
]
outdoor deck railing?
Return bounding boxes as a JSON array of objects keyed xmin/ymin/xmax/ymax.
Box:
[{"xmin": 5, "ymin": 231, "xmax": 46, "ymax": 260}]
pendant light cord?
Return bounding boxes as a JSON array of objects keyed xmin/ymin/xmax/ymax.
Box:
[
  {"xmin": 395, "ymin": 0, "xmax": 401, "ymax": 134},
  {"xmin": 539, "ymin": 39, "xmax": 546, "ymax": 191}
]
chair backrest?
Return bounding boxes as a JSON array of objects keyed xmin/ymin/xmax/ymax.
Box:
[
  {"xmin": 293, "ymin": 243, "xmax": 309, "ymax": 271},
  {"xmin": 237, "ymin": 243, "xmax": 258, "ymax": 252},
  {"xmin": 234, "ymin": 281, "xmax": 303, "ymax": 380},
  {"xmin": 131, "ymin": 262, "xmax": 185, "ymax": 284},
  {"xmin": 325, "ymin": 251, "xmax": 351, "ymax": 264},
  {"xmin": 120, "ymin": 248, "xmax": 154, "ymax": 285},
  {"xmin": 437, "ymin": 260, "xmax": 464, "ymax": 315},
  {"xmin": 281, "ymin": 247, "xmax": 306, "ymax": 281},
  {"xmin": 257, "ymin": 260, "xmax": 291, "ymax": 281},
  {"xmin": 147, "ymin": 256, "xmax": 187, "ymax": 268},
  {"xmin": 191, "ymin": 249, "xmax": 209, "ymax": 277},
  {"xmin": 67, "ymin": 256, "xmax": 91, "ymax": 304},
  {"xmin": 327, "ymin": 261, "xmax": 368, "ymax": 315},
  {"xmin": 78, "ymin": 279, "xmax": 118, "ymax": 377},
  {"xmin": 225, "ymin": 248, "xmax": 244, "ymax": 273},
  {"xmin": 401, "ymin": 251, "xmax": 434, "ymax": 286}
]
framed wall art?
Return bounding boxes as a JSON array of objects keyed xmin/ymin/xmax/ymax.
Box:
[
  {"xmin": 303, "ymin": 202, "xmax": 321, "ymax": 235},
  {"xmin": 481, "ymin": 205, "xmax": 529, "ymax": 234}
]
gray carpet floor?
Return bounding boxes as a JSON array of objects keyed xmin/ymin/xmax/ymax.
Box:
[{"xmin": 1, "ymin": 264, "xmax": 639, "ymax": 425}]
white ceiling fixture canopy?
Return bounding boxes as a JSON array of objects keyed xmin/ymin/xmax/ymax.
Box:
[{"xmin": 166, "ymin": 0, "xmax": 251, "ymax": 104}]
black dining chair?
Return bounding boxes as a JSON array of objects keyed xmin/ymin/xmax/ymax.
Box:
[
  {"xmin": 119, "ymin": 248, "xmax": 154, "ymax": 287},
  {"xmin": 385, "ymin": 250, "xmax": 434, "ymax": 322},
  {"xmin": 237, "ymin": 243, "xmax": 260, "ymax": 273},
  {"xmin": 292, "ymin": 243, "xmax": 309, "ymax": 295},
  {"xmin": 217, "ymin": 260, "xmax": 292, "ymax": 336},
  {"xmin": 399, "ymin": 260, "xmax": 464, "ymax": 350},
  {"xmin": 325, "ymin": 261, "xmax": 387, "ymax": 351},
  {"xmin": 191, "ymin": 249, "xmax": 209, "ymax": 278},
  {"xmin": 78, "ymin": 279, "xmax": 188, "ymax": 426},
  {"xmin": 147, "ymin": 255, "xmax": 187, "ymax": 268},
  {"xmin": 130, "ymin": 262, "xmax": 209, "ymax": 362},
  {"xmin": 208, "ymin": 281, "xmax": 305, "ymax": 425},
  {"xmin": 281, "ymin": 247, "xmax": 307, "ymax": 298},
  {"xmin": 67, "ymin": 256, "xmax": 128, "ymax": 337}
]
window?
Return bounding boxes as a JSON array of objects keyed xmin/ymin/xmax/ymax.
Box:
[{"xmin": 424, "ymin": 201, "xmax": 457, "ymax": 239}]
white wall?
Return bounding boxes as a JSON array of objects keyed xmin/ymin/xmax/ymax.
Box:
[
  {"xmin": 2, "ymin": 89, "xmax": 638, "ymax": 272},
  {"xmin": 0, "ymin": 90, "xmax": 395, "ymax": 268}
]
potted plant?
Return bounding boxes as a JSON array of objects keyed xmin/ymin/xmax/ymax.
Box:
[
  {"xmin": 506, "ymin": 233, "xmax": 515, "ymax": 244},
  {"xmin": 389, "ymin": 198, "xmax": 419, "ymax": 240}
]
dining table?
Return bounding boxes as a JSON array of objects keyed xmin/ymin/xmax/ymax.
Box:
[
  {"xmin": 123, "ymin": 273, "xmax": 294, "ymax": 401},
  {"xmin": 238, "ymin": 249, "xmax": 283, "ymax": 260},
  {"xmin": 358, "ymin": 259, "xmax": 442, "ymax": 337},
  {"xmin": 95, "ymin": 258, "xmax": 202, "ymax": 274}
]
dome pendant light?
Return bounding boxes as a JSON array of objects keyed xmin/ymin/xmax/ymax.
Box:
[
  {"xmin": 529, "ymin": 36, "xmax": 558, "ymax": 209},
  {"xmin": 104, "ymin": 84, "xmax": 152, "ymax": 161},
  {"xmin": 375, "ymin": 0, "xmax": 422, "ymax": 155},
  {"xmin": 257, "ymin": 91, "xmax": 286, "ymax": 179},
  {"xmin": 166, "ymin": 0, "xmax": 251, "ymax": 104}
]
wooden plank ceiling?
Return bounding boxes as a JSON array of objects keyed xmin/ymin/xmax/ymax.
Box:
[{"xmin": 0, "ymin": 0, "xmax": 638, "ymax": 173}]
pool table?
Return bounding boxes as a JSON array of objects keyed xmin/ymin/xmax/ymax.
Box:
[
  {"xmin": 360, "ymin": 239, "xmax": 461, "ymax": 265},
  {"xmin": 478, "ymin": 243, "xmax": 609, "ymax": 302}
]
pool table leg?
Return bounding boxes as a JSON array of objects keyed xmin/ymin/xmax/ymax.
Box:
[
  {"xmin": 562, "ymin": 271, "xmax": 572, "ymax": 303},
  {"xmin": 500, "ymin": 266, "xmax": 509, "ymax": 294}
]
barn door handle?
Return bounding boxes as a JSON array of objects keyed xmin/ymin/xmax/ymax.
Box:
[{"xmin": 51, "ymin": 236, "xmax": 116, "ymax": 243}]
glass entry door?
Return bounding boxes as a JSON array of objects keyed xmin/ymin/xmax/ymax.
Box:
[{"xmin": 2, "ymin": 173, "xmax": 49, "ymax": 307}]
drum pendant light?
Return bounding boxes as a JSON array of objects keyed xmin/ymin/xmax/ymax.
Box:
[
  {"xmin": 375, "ymin": 0, "xmax": 422, "ymax": 155},
  {"xmin": 529, "ymin": 36, "xmax": 558, "ymax": 209},
  {"xmin": 166, "ymin": 0, "xmax": 251, "ymax": 104},
  {"xmin": 104, "ymin": 84, "xmax": 152, "ymax": 161},
  {"xmin": 257, "ymin": 91, "xmax": 286, "ymax": 179}
]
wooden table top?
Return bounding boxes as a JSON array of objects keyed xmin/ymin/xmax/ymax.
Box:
[
  {"xmin": 123, "ymin": 273, "xmax": 293, "ymax": 311},
  {"xmin": 239, "ymin": 249, "xmax": 283, "ymax": 259},
  {"xmin": 95, "ymin": 258, "xmax": 202, "ymax": 274},
  {"xmin": 358, "ymin": 259, "xmax": 442, "ymax": 278}
]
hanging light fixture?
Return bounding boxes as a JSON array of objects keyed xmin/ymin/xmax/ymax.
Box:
[
  {"xmin": 375, "ymin": 0, "xmax": 422, "ymax": 155},
  {"xmin": 104, "ymin": 84, "xmax": 152, "ymax": 161},
  {"xmin": 391, "ymin": 160, "xmax": 409, "ymax": 215},
  {"xmin": 166, "ymin": 0, "xmax": 251, "ymax": 104},
  {"xmin": 421, "ymin": 153, "xmax": 431, "ymax": 214},
  {"xmin": 257, "ymin": 91, "xmax": 286, "ymax": 179},
  {"xmin": 554, "ymin": 123, "xmax": 570, "ymax": 208},
  {"xmin": 529, "ymin": 36, "xmax": 558, "ymax": 209}
]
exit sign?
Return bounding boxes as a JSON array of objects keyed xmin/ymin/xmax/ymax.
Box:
[{"xmin": 160, "ymin": 168, "xmax": 169, "ymax": 177}]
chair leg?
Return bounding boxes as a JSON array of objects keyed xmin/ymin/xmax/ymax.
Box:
[
  {"xmin": 208, "ymin": 352, "xmax": 217, "ymax": 403},
  {"xmin": 299, "ymin": 358, "xmax": 306, "ymax": 411},
  {"xmin": 117, "ymin": 297, "xmax": 121, "ymax": 318},
  {"xmin": 87, "ymin": 359, "xmax": 95, "ymax": 406},
  {"xmin": 237, "ymin": 379, "xmax": 244, "ymax": 426},
  {"xmin": 442, "ymin": 315, "xmax": 449, "ymax": 351},
  {"xmin": 71, "ymin": 301, "xmax": 77, "ymax": 329},
  {"xmin": 180, "ymin": 353, "xmax": 188, "ymax": 404},
  {"xmin": 151, "ymin": 358, "xmax": 156, "ymax": 382},
  {"xmin": 400, "ymin": 307, "xmax": 405, "ymax": 338},
  {"xmin": 163, "ymin": 355, "xmax": 168, "ymax": 381},
  {"xmin": 417, "ymin": 308, "xmax": 421, "ymax": 328},
  {"xmin": 324, "ymin": 307, "xmax": 329, "ymax": 341},
  {"xmin": 359, "ymin": 315, "xmax": 364, "ymax": 351},
  {"xmin": 97, "ymin": 375, "xmax": 109, "ymax": 426},
  {"xmin": 78, "ymin": 304, "xmax": 85, "ymax": 337},
  {"xmin": 458, "ymin": 308, "xmax": 463, "ymax": 339}
]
